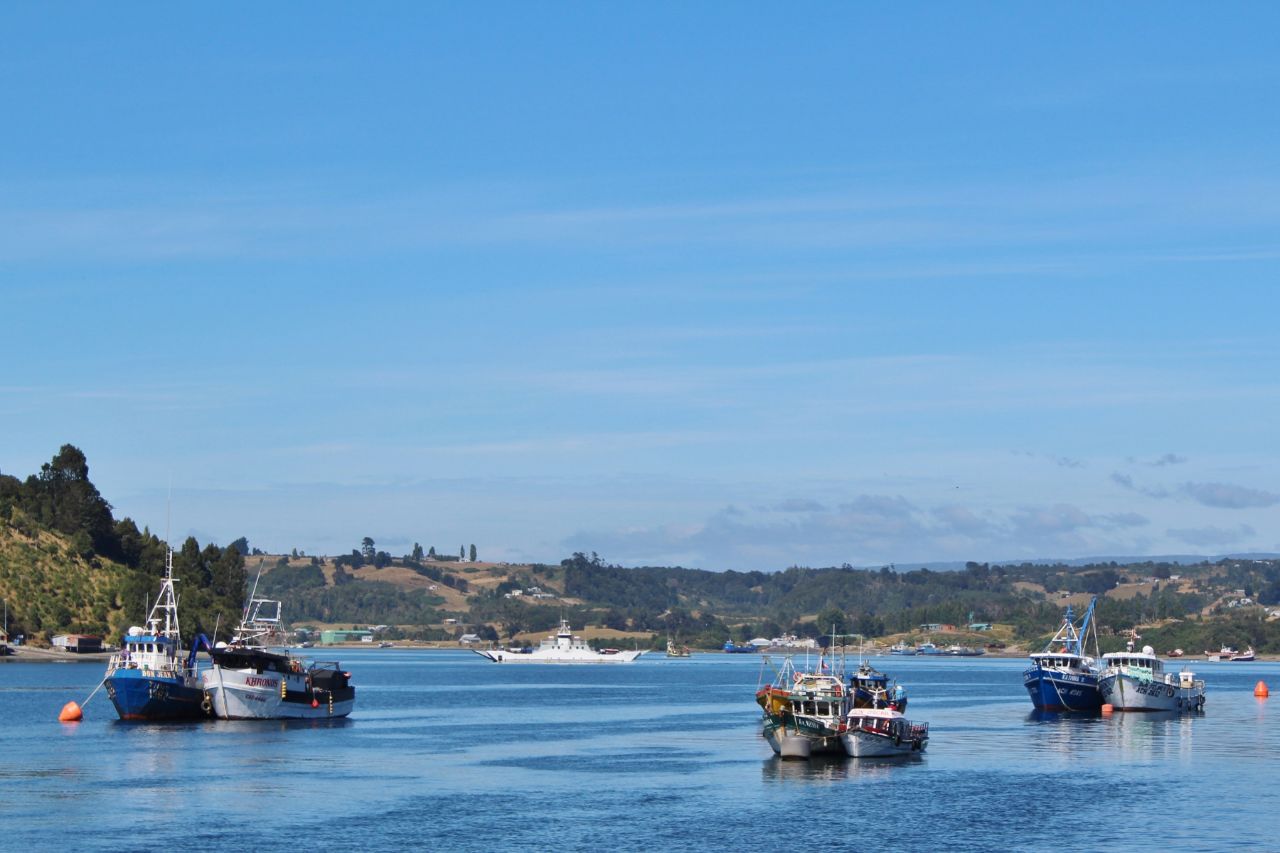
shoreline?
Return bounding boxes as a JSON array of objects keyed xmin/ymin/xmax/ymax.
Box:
[{"xmin": 4, "ymin": 642, "xmax": 1274, "ymax": 664}]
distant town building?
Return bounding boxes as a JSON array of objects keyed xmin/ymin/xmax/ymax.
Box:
[
  {"xmin": 320, "ymin": 629, "xmax": 374, "ymax": 644},
  {"xmin": 52, "ymin": 634, "xmax": 102, "ymax": 653}
]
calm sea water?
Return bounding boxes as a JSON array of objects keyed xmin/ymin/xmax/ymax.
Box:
[{"xmin": 2, "ymin": 651, "xmax": 1277, "ymax": 852}]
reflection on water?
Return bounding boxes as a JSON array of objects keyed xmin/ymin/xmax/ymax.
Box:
[{"xmin": 761, "ymin": 753, "xmax": 924, "ymax": 784}]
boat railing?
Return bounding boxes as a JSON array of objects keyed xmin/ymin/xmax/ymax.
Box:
[{"xmin": 106, "ymin": 652, "xmax": 191, "ymax": 678}]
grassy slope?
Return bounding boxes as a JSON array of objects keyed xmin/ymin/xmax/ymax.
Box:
[{"xmin": 0, "ymin": 513, "xmax": 141, "ymax": 643}]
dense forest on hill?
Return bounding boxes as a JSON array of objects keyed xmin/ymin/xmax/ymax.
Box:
[
  {"xmin": 4, "ymin": 446, "xmax": 1280, "ymax": 653},
  {"xmin": 550, "ymin": 552, "xmax": 1280, "ymax": 653},
  {"xmin": 0, "ymin": 445, "xmax": 247, "ymax": 642}
]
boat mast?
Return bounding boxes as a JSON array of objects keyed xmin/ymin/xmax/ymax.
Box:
[
  {"xmin": 144, "ymin": 548, "xmax": 181, "ymax": 641},
  {"xmin": 1077, "ymin": 596, "xmax": 1099, "ymax": 658}
]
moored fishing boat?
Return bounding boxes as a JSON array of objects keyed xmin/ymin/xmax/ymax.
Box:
[
  {"xmin": 915, "ymin": 641, "xmax": 942, "ymax": 655},
  {"xmin": 757, "ymin": 637, "xmax": 925, "ymax": 760},
  {"xmin": 201, "ymin": 597, "xmax": 355, "ymax": 719},
  {"xmin": 1098, "ymin": 644, "xmax": 1205, "ymax": 712},
  {"xmin": 666, "ymin": 639, "xmax": 691, "ymax": 657},
  {"xmin": 473, "ymin": 619, "xmax": 643, "ymax": 663},
  {"xmin": 842, "ymin": 707, "xmax": 929, "ymax": 757},
  {"xmin": 888, "ymin": 641, "xmax": 916, "ymax": 656},
  {"xmin": 1205, "ymin": 645, "xmax": 1255, "ymax": 662},
  {"xmin": 103, "ymin": 550, "xmax": 211, "ymax": 721},
  {"xmin": 723, "ymin": 640, "xmax": 759, "ymax": 654},
  {"xmin": 943, "ymin": 644, "xmax": 985, "ymax": 656},
  {"xmin": 1023, "ymin": 597, "xmax": 1102, "ymax": 712},
  {"xmin": 757, "ymin": 657, "xmax": 850, "ymax": 759},
  {"xmin": 849, "ymin": 661, "xmax": 908, "ymax": 711}
]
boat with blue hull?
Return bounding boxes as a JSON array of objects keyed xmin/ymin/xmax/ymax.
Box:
[
  {"xmin": 724, "ymin": 641, "xmax": 759, "ymax": 653},
  {"xmin": 1023, "ymin": 597, "xmax": 1101, "ymax": 712},
  {"xmin": 103, "ymin": 550, "xmax": 211, "ymax": 721}
]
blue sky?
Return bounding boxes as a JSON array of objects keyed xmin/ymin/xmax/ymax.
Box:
[{"xmin": 4, "ymin": 4, "xmax": 1280, "ymax": 569}]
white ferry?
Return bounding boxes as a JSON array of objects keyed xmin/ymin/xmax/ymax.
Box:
[{"xmin": 473, "ymin": 619, "xmax": 643, "ymax": 664}]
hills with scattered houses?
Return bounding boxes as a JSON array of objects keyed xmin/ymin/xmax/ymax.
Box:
[{"xmin": 4, "ymin": 445, "xmax": 1280, "ymax": 654}]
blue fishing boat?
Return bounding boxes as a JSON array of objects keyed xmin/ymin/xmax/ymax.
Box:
[
  {"xmin": 723, "ymin": 640, "xmax": 759, "ymax": 653},
  {"xmin": 1023, "ymin": 597, "xmax": 1102, "ymax": 712},
  {"xmin": 103, "ymin": 550, "xmax": 211, "ymax": 721},
  {"xmin": 850, "ymin": 661, "xmax": 908, "ymax": 712}
]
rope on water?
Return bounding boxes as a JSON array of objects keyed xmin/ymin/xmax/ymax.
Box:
[{"xmin": 80, "ymin": 678, "xmax": 107, "ymax": 707}]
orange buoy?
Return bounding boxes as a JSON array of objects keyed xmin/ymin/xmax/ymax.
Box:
[
  {"xmin": 1255, "ymin": 681, "xmax": 1269, "ymax": 698},
  {"xmin": 58, "ymin": 701, "xmax": 83, "ymax": 722},
  {"xmin": 1101, "ymin": 703, "xmax": 1114, "ymax": 715}
]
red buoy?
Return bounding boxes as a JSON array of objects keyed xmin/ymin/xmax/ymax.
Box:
[
  {"xmin": 1101, "ymin": 703, "xmax": 1114, "ymax": 715},
  {"xmin": 58, "ymin": 701, "xmax": 83, "ymax": 722},
  {"xmin": 1255, "ymin": 681, "xmax": 1269, "ymax": 698}
]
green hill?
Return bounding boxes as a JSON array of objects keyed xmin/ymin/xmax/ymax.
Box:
[{"xmin": 5, "ymin": 445, "xmax": 1280, "ymax": 653}]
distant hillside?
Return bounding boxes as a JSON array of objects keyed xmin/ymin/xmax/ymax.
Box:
[
  {"xmin": 882, "ymin": 553, "xmax": 1280, "ymax": 572},
  {"xmin": 5, "ymin": 445, "xmax": 1280, "ymax": 654}
]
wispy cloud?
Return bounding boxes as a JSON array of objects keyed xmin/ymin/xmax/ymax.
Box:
[
  {"xmin": 1111, "ymin": 472, "xmax": 1171, "ymax": 499},
  {"xmin": 1181, "ymin": 482, "xmax": 1280, "ymax": 509},
  {"xmin": 7, "ymin": 170, "xmax": 1280, "ymax": 266},
  {"xmin": 563, "ymin": 494, "xmax": 1165, "ymax": 569}
]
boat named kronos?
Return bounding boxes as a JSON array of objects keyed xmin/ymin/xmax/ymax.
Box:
[
  {"xmin": 473, "ymin": 620, "xmax": 643, "ymax": 663},
  {"xmin": 201, "ymin": 597, "xmax": 355, "ymax": 720}
]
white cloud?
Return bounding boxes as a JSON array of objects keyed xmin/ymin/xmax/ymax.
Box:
[{"xmin": 1181, "ymin": 482, "xmax": 1280, "ymax": 509}]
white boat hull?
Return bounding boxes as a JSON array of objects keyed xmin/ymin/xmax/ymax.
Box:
[
  {"xmin": 841, "ymin": 729, "xmax": 923, "ymax": 758},
  {"xmin": 473, "ymin": 649, "xmax": 643, "ymax": 664},
  {"xmin": 764, "ymin": 725, "xmax": 845, "ymax": 759},
  {"xmin": 1099, "ymin": 672, "xmax": 1205, "ymax": 712},
  {"xmin": 202, "ymin": 667, "xmax": 354, "ymax": 720}
]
